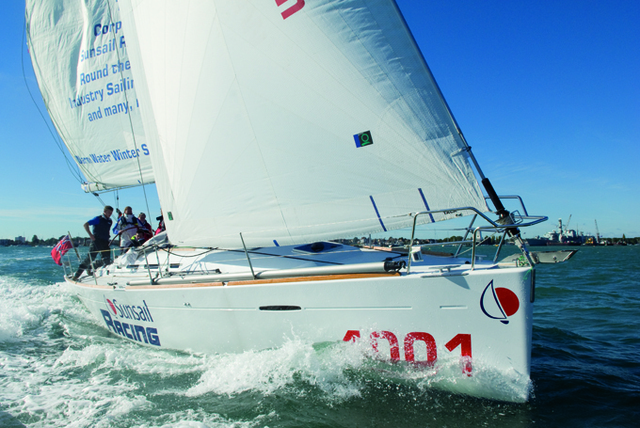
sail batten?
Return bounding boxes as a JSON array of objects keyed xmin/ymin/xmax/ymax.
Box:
[
  {"xmin": 119, "ymin": 0, "xmax": 489, "ymax": 248},
  {"xmin": 26, "ymin": 0, "xmax": 154, "ymax": 191}
]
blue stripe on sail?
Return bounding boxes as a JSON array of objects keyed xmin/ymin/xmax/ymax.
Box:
[
  {"xmin": 370, "ymin": 196, "xmax": 387, "ymax": 232},
  {"xmin": 418, "ymin": 188, "xmax": 436, "ymax": 223},
  {"xmin": 273, "ymin": 240, "xmax": 279, "ymax": 247}
]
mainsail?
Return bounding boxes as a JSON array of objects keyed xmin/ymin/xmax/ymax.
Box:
[
  {"xmin": 119, "ymin": 0, "xmax": 489, "ymax": 248},
  {"xmin": 26, "ymin": 0, "xmax": 153, "ymax": 192}
]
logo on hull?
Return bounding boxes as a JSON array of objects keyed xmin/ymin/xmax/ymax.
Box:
[
  {"xmin": 100, "ymin": 295, "xmax": 161, "ymax": 346},
  {"xmin": 103, "ymin": 295, "xmax": 154, "ymax": 322},
  {"xmin": 480, "ymin": 280, "xmax": 520, "ymax": 324}
]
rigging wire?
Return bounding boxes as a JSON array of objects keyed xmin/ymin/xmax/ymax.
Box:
[
  {"xmin": 24, "ymin": 4, "xmax": 155, "ymax": 221},
  {"xmin": 21, "ymin": 11, "xmax": 84, "ymax": 185},
  {"xmin": 92, "ymin": 192, "xmax": 107, "ymax": 208},
  {"xmin": 105, "ymin": 1, "xmax": 153, "ymax": 226},
  {"xmin": 24, "ymin": 10, "xmax": 113, "ymax": 214}
]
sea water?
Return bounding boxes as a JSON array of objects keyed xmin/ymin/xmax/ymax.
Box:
[{"xmin": 0, "ymin": 245, "xmax": 639, "ymax": 427}]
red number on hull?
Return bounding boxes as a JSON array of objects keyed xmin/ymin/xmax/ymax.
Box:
[
  {"xmin": 445, "ymin": 334, "xmax": 473, "ymax": 376},
  {"xmin": 404, "ymin": 332, "xmax": 437, "ymax": 365},
  {"xmin": 342, "ymin": 330, "xmax": 360, "ymax": 342},
  {"xmin": 343, "ymin": 330, "xmax": 473, "ymax": 375},
  {"xmin": 370, "ymin": 331, "xmax": 400, "ymax": 361}
]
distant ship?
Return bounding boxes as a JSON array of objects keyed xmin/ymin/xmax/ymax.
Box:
[
  {"xmin": 526, "ymin": 218, "xmax": 582, "ymax": 246},
  {"xmin": 545, "ymin": 218, "xmax": 582, "ymax": 246},
  {"xmin": 524, "ymin": 237, "xmax": 550, "ymax": 246}
]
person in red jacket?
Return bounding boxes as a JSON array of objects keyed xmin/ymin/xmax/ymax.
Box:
[{"xmin": 136, "ymin": 212, "xmax": 154, "ymax": 243}]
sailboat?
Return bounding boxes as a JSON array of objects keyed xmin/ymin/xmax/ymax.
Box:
[{"xmin": 26, "ymin": 0, "xmax": 560, "ymax": 402}]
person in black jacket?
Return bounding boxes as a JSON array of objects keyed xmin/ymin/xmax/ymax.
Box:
[{"xmin": 72, "ymin": 205, "xmax": 114, "ymax": 280}]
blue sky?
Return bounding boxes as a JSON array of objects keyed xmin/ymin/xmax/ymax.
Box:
[{"xmin": 1, "ymin": 1, "xmax": 638, "ymax": 241}]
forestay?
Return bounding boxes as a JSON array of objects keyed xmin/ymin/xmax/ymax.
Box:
[
  {"xmin": 26, "ymin": 0, "xmax": 153, "ymax": 192},
  {"xmin": 120, "ymin": 0, "xmax": 488, "ymax": 248}
]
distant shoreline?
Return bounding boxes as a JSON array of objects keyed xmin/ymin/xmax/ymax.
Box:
[{"xmin": 2, "ymin": 235, "xmax": 638, "ymax": 247}]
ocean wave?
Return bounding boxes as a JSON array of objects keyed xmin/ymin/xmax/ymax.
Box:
[{"xmin": 0, "ymin": 277, "xmax": 67, "ymax": 343}]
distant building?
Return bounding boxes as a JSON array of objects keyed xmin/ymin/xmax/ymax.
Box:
[{"xmin": 15, "ymin": 236, "xmax": 26, "ymax": 244}]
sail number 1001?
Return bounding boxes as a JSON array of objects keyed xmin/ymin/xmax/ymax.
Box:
[{"xmin": 343, "ymin": 330, "xmax": 472, "ymax": 375}]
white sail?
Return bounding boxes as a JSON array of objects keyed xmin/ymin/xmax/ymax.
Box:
[
  {"xmin": 120, "ymin": 0, "xmax": 489, "ymax": 248},
  {"xmin": 26, "ymin": 0, "xmax": 153, "ymax": 192}
]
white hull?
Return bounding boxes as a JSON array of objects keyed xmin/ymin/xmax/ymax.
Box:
[{"xmin": 65, "ymin": 242, "xmax": 534, "ymax": 402}]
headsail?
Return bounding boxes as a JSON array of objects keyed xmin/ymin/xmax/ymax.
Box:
[
  {"xmin": 25, "ymin": 0, "xmax": 153, "ymax": 192},
  {"xmin": 120, "ymin": 0, "xmax": 489, "ymax": 248}
]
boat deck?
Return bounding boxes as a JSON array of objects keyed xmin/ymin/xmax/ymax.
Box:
[{"xmin": 68, "ymin": 241, "xmax": 501, "ymax": 289}]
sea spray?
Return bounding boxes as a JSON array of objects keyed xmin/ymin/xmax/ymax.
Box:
[{"xmin": 185, "ymin": 338, "xmax": 368, "ymax": 400}]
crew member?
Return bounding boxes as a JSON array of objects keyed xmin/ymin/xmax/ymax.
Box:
[{"xmin": 72, "ymin": 205, "xmax": 114, "ymax": 280}]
